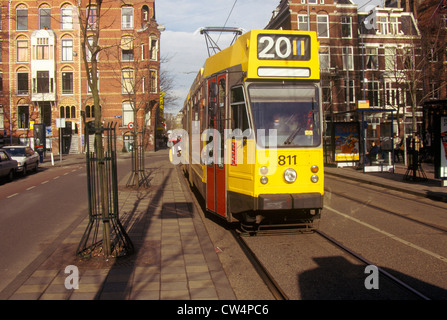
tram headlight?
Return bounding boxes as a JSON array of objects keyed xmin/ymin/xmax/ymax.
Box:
[
  {"xmin": 260, "ymin": 176, "xmax": 268, "ymax": 184},
  {"xmin": 260, "ymin": 166, "xmax": 268, "ymax": 175},
  {"xmin": 284, "ymin": 168, "xmax": 297, "ymax": 183},
  {"xmin": 311, "ymin": 165, "xmax": 319, "ymax": 173},
  {"xmin": 311, "ymin": 175, "xmax": 319, "ymax": 183}
]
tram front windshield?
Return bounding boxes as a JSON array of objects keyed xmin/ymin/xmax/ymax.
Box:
[{"xmin": 249, "ymin": 84, "xmax": 321, "ymax": 148}]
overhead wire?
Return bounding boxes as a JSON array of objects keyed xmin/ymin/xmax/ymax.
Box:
[{"xmin": 217, "ymin": 0, "xmax": 238, "ymax": 44}]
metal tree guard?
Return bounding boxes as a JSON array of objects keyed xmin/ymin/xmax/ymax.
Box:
[
  {"xmin": 126, "ymin": 131, "xmax": 150, "ymax": 188},
  {"xmin": 77, "ymin": 122, "xmax": 134, "ymax": 258}
]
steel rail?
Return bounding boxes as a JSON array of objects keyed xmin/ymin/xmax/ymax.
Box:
[
  {"xmin": 326, "ymin": 187, "xmax": 447, "ymax": 234},
  {"xmin": 231, "ymin": 230, "xmax": 289, "ymax": 300},
  {"xmin": 316, "ymin": 230, "xmax": 431, "ymax": 301}
]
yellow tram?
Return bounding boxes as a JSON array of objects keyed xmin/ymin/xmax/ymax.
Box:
[{"xmin": 174, "ymin": 29, "xmax": 324, "ymax": 232}]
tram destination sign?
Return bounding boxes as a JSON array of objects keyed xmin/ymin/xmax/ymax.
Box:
[{"xmin": 257, "ymin": 34, "xmax": 310, "ymax": 61}]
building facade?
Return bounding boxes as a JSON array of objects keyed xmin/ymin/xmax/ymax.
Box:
[
  {"xmin": 0, "ymin": 0, "xmax": 161, "ymax": 153},
  {"xmin": 266, "ymin": 0, "xmax": 431, "ymax": 142}
]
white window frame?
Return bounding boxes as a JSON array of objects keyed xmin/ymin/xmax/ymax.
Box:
[
  {"xmin": 297, "ymin": 14, "xmax": 309, "ymax": 31},
  {"xmin": 61, "ymin": 7, "xmax": 73, "ymax": 30},
  {"xmin": 121, "ymin": 7, "xmax": 134, "ymax": 30},
  {"xmin": 317, "ymin": 15, "xmax": 329, "ymax": 38},
  {"xmin": 122, "ymin": 69, "xmax": 134, "ymax": 94},
  {"xmin": 341, "ymin": 16, "xmax": 352, "ymax": 38},
  {"xmin": 365, "ymin": 47, "xmax": 378, "ymax": 70},
  {"xmin": 342, "ymin": 47, "xmax": 354, "ymax": 71},
  {"xmin": 378, "ymin": 16, "xmax": 388, "ymax": 35},
  {"xmin": 149, "ymin": 69, "xmax": 157, "ymax": 93},
  {"xmin": 319, "ymin": 46, "xmax": 330, "ymax": 71},
  {"xmin": 61, "ymin": 39, "xmax": 73, "ymax": 62},
  {"xmin": 150, "ymin": 37, "xmax": 158, "ymax": 61},
  {"xmin": 122, "ymin": 102, "xmax": 134, "ymax": 126}
]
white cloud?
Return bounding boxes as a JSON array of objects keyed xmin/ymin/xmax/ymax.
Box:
[{"xmin": 158, "ymin": 0, "xmax": 279, "ymax": 114}]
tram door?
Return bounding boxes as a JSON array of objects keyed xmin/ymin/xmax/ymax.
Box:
[{"xmin": 206, "ymin": 74, "xmax": 227, "ymax": 217}]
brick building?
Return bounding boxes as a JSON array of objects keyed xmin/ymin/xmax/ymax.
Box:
[
  {"xmin": 0, "ymin": 0, "xmax": 161, "ymax": 153},
  {"xmin": 267, "ymin": 0, "xmax": 425, "ymax": 139}
]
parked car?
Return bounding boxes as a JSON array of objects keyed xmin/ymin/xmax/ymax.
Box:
[
  {"xmin": 2, "ymin": 146, "xmax": 39, "ymax": 175},
  {"xmin": 0, "ymin": 149, "xmax": 18, "ymax": 181}
]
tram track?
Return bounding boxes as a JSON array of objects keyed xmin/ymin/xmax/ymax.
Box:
[
  {"xmin": 326, "ymin": 186, "xmax": 447, "ymax": 234},
  {"xmin": 230, "ymin": 230, "xmax": 289, "ymax": 300},
  {"xmin": 179, "ymin": 166, "xmax": 446, "ymax": 299},
  {"xmin": 315, "ymin": 229, "xmax": 431, "ymax": 300}
]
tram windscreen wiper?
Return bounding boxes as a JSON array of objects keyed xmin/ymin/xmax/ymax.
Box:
[{"xmin": 284, "ymin": 127, "xmax": 302, "ymax": 145}]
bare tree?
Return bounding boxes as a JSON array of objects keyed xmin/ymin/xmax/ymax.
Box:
[
  {"xmin": 77, "ymin": 0, "xmax": 113, "ymax": 256},
  {"xmin": 103, "ymin": 32, "xmax": 150, "ymax": 187}
]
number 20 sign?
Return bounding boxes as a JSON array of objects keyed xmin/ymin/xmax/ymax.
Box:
[{"xmin": 257, "ymin": 34, "xmax": 310, "ymax": 61}]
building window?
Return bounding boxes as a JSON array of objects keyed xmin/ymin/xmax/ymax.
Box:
[
  {"xmin": 16, "ymin": 9, "xmax": 28, "ymax": 31},
  {"xmin": 121, "ymin": 37, "xmax": 134, "ymax": 61},
  {"xmin": 342, "ymin": 47, "xmax": 354, "ymax": 71},
  {"xmin": 61, "ymin": 8, "xmax": 73, "ymax": 30},
  {"xmin": 86, "ymin": 37, "xmax": 94, "ymax": 62},
  {"xmin": 17, "ymin": 72, "xmax": 29, "ymax": 95},
  {"xmin": 319, "ymin": 46, "xmax": 330, "ymax": 71},
  {"xmin": 36, "ymin": 71, "xmax": 50, "ymax": 93},
  {"xmin": 390, "ymin": 17, "xmax": 399, "ymax": 34},
  {"xmin": 298, "ymin": 14, "xmax": 309, "ymax": 31},
  {"xmin": 0, "ymin": 107, "xmax": 4, "ymax": 131},
  {"xmin": 39, "ymin": 8, "xmax": 51, "ymax": 29},
  {"xmin": 122, "ymin": 69, "xmax": 134, "ymax": 94},
  {"xmin": 62, "ymin": 39, "xmax": 73, "ymax": 62},
  {"xmin": 18, "ymin": 105, "xmax": 29, "ymax": 129},
  {"xmin": 87, "ymin": 6, "xmax": 97, "ymax": 30},
  {"xmin": 150, "ymin": 70, "xmax": 157, "ymax": 93},
  {"xmin": 366, "ymin": 47, "xmax": 378, "ymax": 70},
  {"xmin": 85, "ymin": 105, "xmax": 95, "ymax": 118},
  {"xmin": 345, "ymin": 79, "xmax": 355, "ymax": 104},
  {"xmin": 341, "ymin": 16, "xmax": 352, "ymax": 38},
  {"xmin": 36, "ymin": 38, "xmax": 50, "ymax": 60},
  {"xmin": 378, "ymin": 16, "xmax": 388, "ymax": 35},
  {"xmin": 17, "ymin": 40, "xmax": 28, "ymax": 62},
  {"xmin": 122, "ymin": 102, "xmax": 134, "ymax": 126},
  {"xmin": 142, "ymin": 6, "xmax": 149, "ymax": 23},
  {"xmin": 429, "ymin": 82, "xmax": 440, "ymax": 100},
  {"xmin": 428, "ymin": 45, "xmax": 439, "ymax": 63},
  {"xmin": 121, "ymin": 7, "xmax": 134, "ymax": 29},
  {"xmin": 60, "ymin": 106, "xmax": 76, "ymax": 118},
  {"xmin": 368, "ymin": 81, "xmax": 379, "ymax": 107},
  {"xmin": 317, "ymin": 15, "xmax": 329, "ymax": 38},
  {"xmin": 384, "ymin": 47, "xmax": 396, "ymax": 70},
  {"xmin": 150, "ymin": 38, "xmax": 158, "ymax": 61},
  {"xmin": 62, "ymin": 72, "xmax": 73, "ymax": 94}
]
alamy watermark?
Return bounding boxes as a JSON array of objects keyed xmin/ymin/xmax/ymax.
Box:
[
  {"xmin": 64, "ymin": 265, "xmax": 79, "ymax": 290},
  {"xmin": 169, "ymin": 121, "xmax": 279, "ymax": 167}
]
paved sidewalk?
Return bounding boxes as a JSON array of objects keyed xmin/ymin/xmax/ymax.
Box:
[{"xmin": 4, "ymin": 150, "xmax": 235, "ymax": 300}]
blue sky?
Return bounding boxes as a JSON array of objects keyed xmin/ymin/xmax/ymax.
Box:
[{"xmin": 156, "ymin": 0, "xmax": 381, "ymax": 114}]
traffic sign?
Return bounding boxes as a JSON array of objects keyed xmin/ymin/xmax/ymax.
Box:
[{"xmin": 128, "ymin": 122, "xmax": 134, "ymax": 130}]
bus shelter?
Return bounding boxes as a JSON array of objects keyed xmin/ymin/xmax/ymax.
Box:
[
  {"xmin": 326, "ymin": 107, "xmax": 396, "ymax": 172},
  {"xmin": 422, "ymin": 100, "xmax": 447, "ymax": 186},
  {"xmin": 359, "ymin": 108, "xmax": 395, "ymax": 172}
]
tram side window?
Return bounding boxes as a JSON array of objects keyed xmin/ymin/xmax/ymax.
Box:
[{"xmin": 230, "ymin": 87, "xmax": 249, "ymax": 133}]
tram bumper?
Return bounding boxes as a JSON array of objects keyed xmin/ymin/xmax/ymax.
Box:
[{"xmin": 257, "ymin": 193, "xmax": 323, "ymax": 210}]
